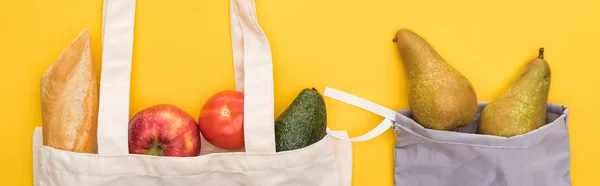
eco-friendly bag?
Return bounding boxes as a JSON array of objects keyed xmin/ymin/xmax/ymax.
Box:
[
  {"xmin": 324, "ymin": 88, "xmax": 571, "ymax": 186},
  {"xmin": 30, "ymin": 0, "xmax": 388, "ymax": 185}
]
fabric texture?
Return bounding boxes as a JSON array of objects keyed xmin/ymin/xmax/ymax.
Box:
[
  {"xmin": 33, "ymin": 128, "xmax": 351, "ymax": 186},
  {"xmin": 96, "ymin": 0, "xmax": 136, "ymax": 155},
  {"xmin": 393, "ymin": 103, "xmax": 571, "ymax": 186}
]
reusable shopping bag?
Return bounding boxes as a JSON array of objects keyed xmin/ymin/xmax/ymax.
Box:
[
  {"xmin": 31, "ymin": 0, "xmax": 387, "ymax": 185},
  {"xmin": 324, "ymin": 88, "xmax": 571, "ymax": 186}
]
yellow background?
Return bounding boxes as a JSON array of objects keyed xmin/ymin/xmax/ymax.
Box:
[{"xmin": 1, "ymin": 0, "xmax": 598, "ymax": 185}]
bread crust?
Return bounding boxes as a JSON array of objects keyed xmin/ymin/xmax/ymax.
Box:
[{"xmin": 41, "ymin": 29, "xmax": 98, "ymax": 153}]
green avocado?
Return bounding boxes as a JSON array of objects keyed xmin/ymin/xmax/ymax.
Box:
[{"xmin": 275, "ymin": 88, "xmax": 327, "ymax": 152}]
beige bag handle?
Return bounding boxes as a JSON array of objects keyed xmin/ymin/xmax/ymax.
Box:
[{"xmin": 97, "ymin": 0, "xmax": 276, "ymax": 155}]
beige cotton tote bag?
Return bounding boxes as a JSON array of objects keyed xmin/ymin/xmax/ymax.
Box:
[{"xmin": 28, "ymin": 0, "xmax": 391, "ymax": 185}]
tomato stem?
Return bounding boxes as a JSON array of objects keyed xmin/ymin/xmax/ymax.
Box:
[{"xmin": 221, "ymin": 107, "xmax": 231, "ymax": 117}]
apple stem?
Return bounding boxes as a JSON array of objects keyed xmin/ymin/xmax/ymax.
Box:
[{"xmin": 148, "ymin": 143, "xmax": 163, "ymax": 156}]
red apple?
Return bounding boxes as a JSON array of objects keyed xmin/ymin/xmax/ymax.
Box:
[{"xmin": 129, "ymin": 104, "xmax": 200, "ymax": 157}]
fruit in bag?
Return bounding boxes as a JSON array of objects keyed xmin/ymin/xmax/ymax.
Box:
[
  {"xmin": 394, "ymin": 29, "xmax": 478, "ymax": 131},
  {"xmin": 275, "ymin": 88, "xmax": 327, "ymax": 152},
  {"xmin": 478, "ymin": 48, "xmax": 551, "ymax": 137},
  {"xmin": 198, "ymin": 90, "xmax": 245, "ymax": 150},
  {"xmin": 129, "ymin": 104, "xmax": 201, "ymax": 156}
]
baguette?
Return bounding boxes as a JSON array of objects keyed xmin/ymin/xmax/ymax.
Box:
[{"xmin": 40, "ymin": 29, "xmax": 98, "ymax": 153}]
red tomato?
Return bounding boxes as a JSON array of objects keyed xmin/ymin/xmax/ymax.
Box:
[{"xmin": 198, "ymin": 90, "xmax": 244, "ymax": 150}]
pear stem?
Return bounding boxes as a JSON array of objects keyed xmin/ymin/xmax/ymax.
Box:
[
  {"xmin": 538, "ymin": 47, "xmax": 544, "ymax": 59},
  {"xmin": 393, "ymin": 37, "xmax": 398, "ymax": 43}
]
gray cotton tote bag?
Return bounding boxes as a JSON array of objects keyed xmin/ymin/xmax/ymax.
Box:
[{"xmin": 324, "ymin": 88, "xmax": 571, "ymax": 186}]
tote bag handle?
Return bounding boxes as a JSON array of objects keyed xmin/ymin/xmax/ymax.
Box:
[{"xmin": 97, "ymin": 0, "xmax": 276, "ymax": 155}]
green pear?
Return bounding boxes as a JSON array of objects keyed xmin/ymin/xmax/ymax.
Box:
[
  {"xmin": 394, "ymin": 29, "xmax": 478, "ymax": 131},
  {"xmin": 478, "ymin": 48, "xmax": 551, "ymax": 137}
]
